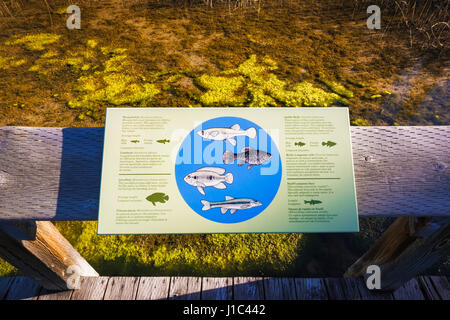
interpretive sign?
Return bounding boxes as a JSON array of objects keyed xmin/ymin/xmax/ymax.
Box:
[{"xmin": 98, "ymin": 107, "xmax": 358, "ymax": 234}]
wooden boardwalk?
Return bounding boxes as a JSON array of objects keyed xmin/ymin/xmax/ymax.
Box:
[{"xmin": 0, "ymin": 276, "xmax": 448, "ymax": 300}]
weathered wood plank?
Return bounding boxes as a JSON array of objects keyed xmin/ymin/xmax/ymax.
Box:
[
  {"xmin": 38, "ymin": 288, "xmax": 73, "ymax": 300},
  {"xmin": 0, "ymin": 221, "xmax": 98, "ymax": 290},
  {"xmin": 201, "ymin": 277, "xmax": 233, "ymax": 300},
  {"xmin": 0, "ymin": 277, "xmax": 14, "ymax": 300},
  {"xmin": 1, "ymin": 126, "xmax": 448, "ymax": 221},
  {"xmin": 294, "ymin": 278, "xmax": 328, "ymax": 300},
  {"xmin": 233, "ymin": 277, "xmax": 264, "ymax": 300},
  {"xmin": 263, "ymin": 277, "xmax": 297, "ymax": 300},
  {"xmin": 4, "ymin": 276, "xmax": 40, "ymax": 300},
  {"xmin": 339, "ymin": 278, "xmax": 362, "ymax": 300},
  {"xmin": 353, "ymin": 277, "xmax": 394, "ymax": 300},
  {"xmin": 135, "ymin": 277, "xmax": 170, "ymax": 300},
  {"xmin": 345, "ymin": 217, "xmax": 450, "ymax": 290},
  {"xmin": 168, "ymin": 277, "xmax": 201, "ymax": 300},
  {"xmin": 429, "ymin": 276, "xmax": 450, "ymax": 300},
  {"xmin": 103, "ymin": 277, "xmax": 139, "ymax": 300},
  {"xmin": 71, "ymin": 276, "xmax": 109, "ymax": 300},
  {"xmin": 392, "ymin": 278, "xmax": 425, "ymax": 300},
  {"xmin": 418, "ymin": 276, "xmax": 442, "ymax": 300},
  {"xmin": 323, "ymin": 278, "xmax": 347, "ymax": 300}
]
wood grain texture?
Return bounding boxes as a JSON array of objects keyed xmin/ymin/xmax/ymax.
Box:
[
  {"xmin": 294, "ymin": 278, "xmax": 328, "ymax": 300},
  {"xmin": 429, "ymin": 276, "xmax": 450, "ymax": 300},
  {"xmin": 38, "ymin": 288, "xmax": 73, "ymax": 300},
  {"xmin": 136, "ymin": 277, "xmax": 170, "ymax": 300},
  {"xmin": 103, "ymin": 276, "xmax": 139, "ymax": 300},
  {"xmin": 168, "ymin": 277, "xmax": 202, "ymax": 300},
  {"xmin": 233, "ymin": 277, "xmax": 264, "ymax": 300},
  {"xmin": 353, "ymin": 277, "xmax": 394, "ymax": 300},
  {"xmin": 345, "ymin": 217, "xmax": 450, "ymax": 290},
  {"xmin": 4, "ymin": 276, "xmax": 40, "ymax": 300},
  {"xmin": 201, "ymin": 277, "xmax": 233, "ymax": 300},
  {"xmin": 324, "ymin": 278, "xmax": 347, "ymax": 300},
  {"xmin": 0, "ymin": 221, "xmax": 98, "ymax": 290},
  {"xmin": 0, "ymin": 126, "xmax": 448, "ymax": 220},
  {"xmin": 392, "ymin": 278, "xmax": 425, "ymax": 300},
  {"xmin": 418, "ymin": 276, "xmax": 442, "ymax": 300},
  {"xmin": 0, "ymin": 277, "xmax": 14, "ymax": 300},
  {"xmin": 263, "ymin": 277, "xmax": 297, "ymax": 300},
  {"xmin": 71, "ymin": 276, "xmax": 109, "ymax": 300}
]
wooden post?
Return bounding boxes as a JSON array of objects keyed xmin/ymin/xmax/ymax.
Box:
[
  {"xmin": 344, "ymin": 217, "xmax": 450, "ymax": 291},
  {"xmin": 0, "ymin": 221, "xmax": 98, "ymax": 290}
]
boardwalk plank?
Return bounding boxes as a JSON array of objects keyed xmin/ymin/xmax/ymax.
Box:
[
  {"xmin": 324, "ymin": 278, "xmax": 346, "ymax": 300},
  {"xmin": 233, "ymin": 277, "xmax": 264, "ymax": 300},
  {"xmin": 2, "ymin": 126, "xmax": 449, "ymax": 221},
  {"xmin": 5, "ymin": 276, "xmax": 40, "ymax": 300},
  {"xmin": 340, "ymin": 278, "xmax": 362, "ymax": 300},
  {"xmin": 429, "ymin": 276, "xmax": 450, "ymax": 300},
  {"xmin": 104, "ymin": 277, "xmax": 139, "ymax": 300},
  {"xmin": 353, "ymin": 277, "xmax": 394, "ymax": 300},
  {"xmin": 264, "ymin": 277, "xmax": 296, "ymax": 300},
  {"xmin": 418, "ymin": 276, "xmax": 441, "ymax": 300},
  {"xmin": 71, "ymin": 276, "xmax": 109, "ymax": 300},
  {"xmin": 168, "ymin": 277, "xmax": 201, "ymax": 300},
  {"xmin": 136, "ymin": 277, "xmax": 170, "ymax": 300},
  {"xmin": 392, "ymin": 278, "xmax": 425, "ymax": 300},
  {"xmin": 294, "ymin": 278, "xmax": 328, "ymax": 300},
  {"xmin": 0, "ymin": 277, "xmax": 14, "ymax": 300},
  {"xmin": 201, "ymin": 277, "xmax": 232, "ymax": 300},
  {"xmin": 38, "ymin": 288, "xmax": 73, "ymax": 300}
]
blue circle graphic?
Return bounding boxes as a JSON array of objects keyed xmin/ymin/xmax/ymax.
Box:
[{"xmin": 175, "ymin": 117, "xmax": 282, "ymax": 224}]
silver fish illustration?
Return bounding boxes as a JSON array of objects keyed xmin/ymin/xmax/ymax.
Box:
[
  {"xmin": 197, "ymin": 124, "xmax": 257, "ymax": 146},
  {"xmin": 201, "ymin": 196, "xmax": 262, "ymax": 214},
  {"xmin": 222, "ymin": 147, "xmax": 272, "ymax": 169},
  {"xmin": 184, "ymin": 167, "xmax": 234, "ymax": 195}
]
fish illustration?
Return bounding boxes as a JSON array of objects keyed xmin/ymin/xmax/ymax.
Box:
[
  {"xmin": 322, "ymin": 141, "xmax": 336, "ymax": 147},
  {"xmin": 157, "ymin": 139, "xmax": 170, "ymax": 144},
  {"xmin": 130, "ymin": 140, "xmax": 140, "ymax": 143},
  {"xmin": 146, "ymin": 192, "xmax": 169, "ymax": 206},
  {"xmin": 304, "ymin": 200, "xmax": 322, "ymax": 205},
  {"xmin": 184, "ymin": 167, "xmax": 234, "ymax": 195},
  {"xmin": 223, "ymin": 147, "xmax": 272, "ymax": 169},
  {"xmin": 201, "ymin": 196, "xmax": 262, "ymax": 214},
  {"xmin": 295, "ymin": 142, "xmax": 306, "ymax": 147},
  {"xmin": 196, "ymin": 124, "xmax": 257, "ymax": 146}
]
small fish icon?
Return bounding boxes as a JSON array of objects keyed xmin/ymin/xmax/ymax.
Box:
[
  {"xmin": 146, "ymin": 192, "xmax": 169, "ymax": 206},
  {"xmin": 322, "ymin": 141, "xmax": 336, "ymax": 147},
  {"xmin": 197, "ymin": 124, "xmax": 257, "ymax": 146},
  {"xmin": 157, "ymin": 139, "xmax": 170, "ymax": 144},
  {"xmin": 222, "ymin": 147, "xmax": 272, "ymax": 169},
  {"xmin": 201, "ymin": 196, "xmax": 262, "ymax": 214},
  {"xmin": 295, "ymin": 142, "xmax": 306, "ymax": 147},
  {"xmin": 304, "ymin": 200, "xmax": 322, "ymax": 205},
  {"xmin": 184, "ymin": 167, "xmax": 233, "ymax": 195}
]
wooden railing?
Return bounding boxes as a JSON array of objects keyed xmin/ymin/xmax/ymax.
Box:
[{"xmin": 0, "ymin": 126, "xmax": 449, "ymax": 291}]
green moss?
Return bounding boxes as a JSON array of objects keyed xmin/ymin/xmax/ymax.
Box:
[
  {"xmin": 53, "ymin": 221, "xmax": 303, "ymax": 276},
  {"xmin": 201, "ymin": 55, "xmax": 347, "ymax": 108},
  {"xmin": 0, "ymin": 55, "xmax": 26, "ymax": 69},
  {"xmin": 318, "ymin": 73, "xmax": 354, "ymax": 98},
  {"xmin": 196, "ymin": 74, "xmax": 246, "ymax": 106},
  {"xmin": 87, "ymin": 39, "xmax": 98, "ymax": 49},
  {"xmin": 41, "ymin": 50, "xmax": 59, "ymax": 58},
  {"xmin": 352, "ymin": 118, "xmax": 371, "ymax": 126},
  {"xmin": 69, "ymin": 47, "xmax": 160, "ymax": 115},
  {"xmin": 6, "ymin": 33, "xmax": 61, "ymax": 51},
  {"xmin": 0, "ymin": 259, "xmax": 17, "ymax": 276}
]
